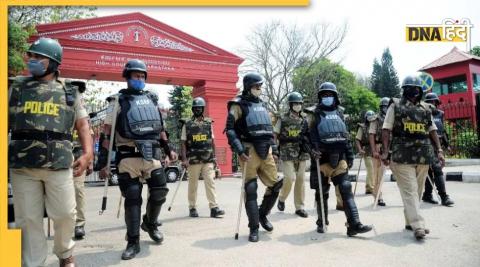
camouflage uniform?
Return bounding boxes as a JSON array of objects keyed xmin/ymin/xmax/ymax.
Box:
[
  {"xmin": 275, "ymin": 112, "xmax": 309, "ymax": 212},
  {"xmin": 355, "ymin": 123, "xmax": 374, "ymax": 193},
  {"xmin": 383, "ymin": 98, "xmax": 437, "ymax": 231},
  {"xmin": 368, "ymin": 117, "xmax": 387, "ymax": 202},
  {"xmin": 181, "ymin": 117, "xmax": 221, "ymax": 211},
  {"xmin": 9, "ymin": 77, "xmax": 88, "ymax": 267}
]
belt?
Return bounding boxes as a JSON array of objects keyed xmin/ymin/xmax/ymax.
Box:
[{"xmin": 11, "ymin": 131, "xmax": 72, "ymax": 141}]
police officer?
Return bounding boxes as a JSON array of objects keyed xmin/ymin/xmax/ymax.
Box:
[
  {"xmin": 225, "ymin": 72, "xmax": 283, "ymax": 242},
  {"xmin": 306, "ymin": 82, "xmax": 372, "ymax": 236},
  {"xmin": 9, "ymin": 37, "xmax": 93, "ymax": 267},
  {"xmin": 381, "ymin": 75, "xmax": 445, "ymax": 240},
  {"xmin": 274, "ymin": 92, "xmax": 309, "ymax": 218},
  {"xmin": 72, "ymin": 127, "xmax": 94, "ymax": 240},
  {"xmin": 99, "ymin": 59, "xmax": 177, "ymax": 260},
  {"xmin": 368, "ymin": 97, "xmax": 391, "ymax": 206},
  {"xmin": 422, "ymin": 92, "xmax": 454, "ymax": 206},
  {"xmin": 181, "ymin": 97, "xmax": 225, "ymax": 218},
  {"xmin": 355, "ymin": 110, "xmax": 375, "ymax": 195}
]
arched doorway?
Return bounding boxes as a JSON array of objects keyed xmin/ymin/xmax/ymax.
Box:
[{"xmin": 31, "ymin": 12, "xmax": 243, "ymax": 175}]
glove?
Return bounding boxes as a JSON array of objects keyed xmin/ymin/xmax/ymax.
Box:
[
  {"xmin": 347, "ymin": 158, "xmax": 354, "ymax": 169},
  {"xmin": 311, "ymin": 149, "xmax": 322, "ymax": 160}
]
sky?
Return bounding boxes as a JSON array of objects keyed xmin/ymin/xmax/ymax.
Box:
[{"xmin": 94, "ymin": 0, "xmax": 480, "ymax": 106}]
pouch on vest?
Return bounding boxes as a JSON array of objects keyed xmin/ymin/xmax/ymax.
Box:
[
  {"xmin": 9, "ymin": 139, "xmax": 73, "ymax": 169},
  {"xmin": 134, "ymin": 140, "xmax": 158, "ymax": 161},
  {"xmin": 328, "ymin": 153, "xmax": 341, "ymax": 168}
]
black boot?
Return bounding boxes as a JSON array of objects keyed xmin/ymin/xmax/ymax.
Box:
[
  {"xmin": 249, "ymin": 228, "xmax": 259, "ymax": 242},
  {"xmin": 210, "ymin": 207, "xmax": 225, "ymax": 218},
  {"xmin": 336, "ymin": 177, "xmax": 372, "ymax": 237},
  {"xmin": 74, "ymin": 226, "xmax": 85, "ymax": 240},
  {"xmin": 123, "ymin": 204, "xmax": 141, "ymax": 260},
  {"xmin": 440, "ymin": 193, "xmax": 454, "ymax": 206},
  {"xmin": 259, "ymin": 180, "xmax": 283, "ymax": 232},
  {"xmin": 315, "ymin": 189, "xmax": 329, "ymax": 233},
  {"xmin": 245, "ymin": 180, "xmax": 260, "ymax": 242},
  {"xmin": 121, "ymin": 238, "xmax": 140, "ymax": 260},
  {"xmin": 422, "ymin": 194, "xmax": 438, "ymax": 204},
  {"xmin": 141, "ymin": 188, "xmax": 167, "ymax": 244},
  {"xmin": 189, "ymin": 208, "xmax": 199, "ymax": 217},
  {"xmin": 277, "ymin": 200, "xmax": 285, "ymax": 211}
]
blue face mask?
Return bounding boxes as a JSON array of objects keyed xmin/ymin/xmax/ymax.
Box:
[
  {"xmin": 128, "ymin": 79, "xmax": 145, "ymax": 91},
  {"xmin": 321, "ymin": 96, "xmax": 334, "ymax": 107},
  {"xmin": 27, "ymin": 59, "xmax": 46, "ymax": 77}
]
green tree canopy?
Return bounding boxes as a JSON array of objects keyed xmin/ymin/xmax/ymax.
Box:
[
  {"xmin": 370, "ymin": 48, "xmax": 400, "ymax": 98},
  {"xmin": 292, "ymin": 58, "xmax": 378, "ymax": 116},
  {"xmin": 165, "ymin": 86, "xmax": 193, "ymax": 148},
  {"xmin": 470, "ymin": 46, "xmax": 480, "ymax": 57},
  {"xmin": 8, "ymin": 6, "xmax": 96, "ymax": 75}
]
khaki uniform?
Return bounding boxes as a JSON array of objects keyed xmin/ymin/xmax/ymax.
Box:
[
  {"xmin": 72, "ymin": 129, "xmax": 93, "ymax": 228},
  {"xmin": 274, "ymin": 115, "xmax": 307, "ymax": 210},
  {"xmin": 9, "ymin": 78, "xmax": 87, "ymax": 267},
  {"xmin": 230, "ymin": 104, "xmax": 278, "ymax": 186},
  {"xmin": 355, "ymin": 126, "xmax": 374, "ymax": 192},
  {"xmin": 383, "ymin": 101, "xmax": 437, "ymax": 230},
  {"xmin": 181, "ymin": 120, "xmax": 219, "ymax": 209},
  {"xmin": 104, "ymin": 99, "xmax": 163, "ymax": 180},
  {"xmin": 368, "ymin": 120, "xmax": 386, "ymax": 200}
]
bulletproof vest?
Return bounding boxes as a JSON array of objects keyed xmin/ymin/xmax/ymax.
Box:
[
  {"xmin": 314, "ymin": 109, "xmax": 348, "ymax": 152},
  {"xmin": 358, "ymin": 123, "xmax": 371, "ymax": 156},
  {"xmin": 185, "ymin": 117, "xmax": 214, "ymax": 164},
  {"xmin": 235, "ymin": 99, "xmax": 274, "ymax": 141},
  {"xmin": 117, "ymin": 90, "xmax": 163, "ymax": 140},
  {"xmin": 375, "ymin": 115, "xmax": 385, "ymax": 143},
  {"xmin": 234, "ymin": 97, "xmax": 274, "ymax": 159},
  {"xmin": 432, "ymin": 110, "xmax": 445, "ymax": 137},
  {"xmin": 278, "ymin": 112, "xmax": 309, "ymax": 161},
  {"xmin": 116, "ymin": 90, "xmax": 164, "ymax": 161},
  {"xmin": 9, "ymin": 77, "xmax": 76, "ymax": 169},
  {"xmin": 391, "ymin": 99, "xmax": 433, "ymax": 165}
]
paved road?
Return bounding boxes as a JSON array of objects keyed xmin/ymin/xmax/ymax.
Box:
[{"xmin": 45, "ymin": 176, "xmax": 480, "ymax": 267}]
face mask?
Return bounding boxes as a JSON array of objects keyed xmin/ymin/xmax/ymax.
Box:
[
  {"xmin": 193, "ymin": 107, "xmax": 203, "ymax": 117},
  {"xmin": 251, "ymin": 88, "xmax": 262, "ymax": 97},
  {"xmin": 405, "ymin": 88, "xmax": 420, "ymax": 99},
  {"xmin": 321, "ymin": 96, "xmax": 334, "ymax": 107},
  {"xmin": 27, "ymin": 59, "xmax": 46, "ymax": 77},
  {"xmin": 128, "ymin": 79, "xmax": 145, "ymax": 90},
  {"xmin": 292, "ymin": 104, "xmax": 302, "ymax": 113}
]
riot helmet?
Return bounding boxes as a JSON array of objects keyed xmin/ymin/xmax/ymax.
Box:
[{"xmin": 192, "ymin": 97, "xmax": 206, "ymax": 117}]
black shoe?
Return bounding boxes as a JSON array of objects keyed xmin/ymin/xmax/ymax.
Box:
[
  {"xmin": 347, "ymin": 223, "xmax": 373, "ymax": 237},
  {"xmin": 74, "ymin": 226, "xmax": 85, "ymax": 240},
  {"xmin": 259, "ymin": 215, "xmax": 273, "ymax": 232},
  {"xmin": 440, "ymin": 194, "xmax": 454, "ymax": 207},
  {"xmin": 248, "ymin": 228, "xmax": 259, "ymax": 242},
  {"xmin": 141, "ymin": 215, "xmax": 164, "ymax": 243},
  {"xmin": 189, "ymin": 208, "xmax": 199, "ymax": 217},
  {"xmin": 277, "ymin": 201, "xmax": 285, "ymax": 211},
  {"xmin": 295, "ymin": 209, "xmax": 308, "ymax": 218},
  {"xmin": 316, "ymin": 225, "xmax": 326, "ymax": 233},
  {"xmin": 422, "ymin": 194, "xmax": 438, "ymax": 204},
  {"xmin": 405, "ymin": 225, "xmax": 429, "ymax": 234},
  {"xmin": 414, "ymin": 228, "xmax": 426, "ymax": 240},
  {"xmin": 121, "ymin": 241, "xmax": 140, "ymax": 260},
  {"xmin": 336, "ymin": 205, "xmax": 344, "ymax": 211},
  {"xmin": 210, "ymin": 207, "xmax": 225, "ymax": 218},
  {"xmin": 365, "ymin": 190, "xmax": 373, "ymax": 195},
  {"xmin": 377, "ymin": 199, "xmax": 386, "ymax": 206}
]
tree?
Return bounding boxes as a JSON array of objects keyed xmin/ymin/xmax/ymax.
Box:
[
  {"xmin": 471, "ymin": 46, "xmax": 480, "ymax": 57},
  {"xmin": 165, "ymin": 86, "xmax": 193, "ymax": 148},
  {"xmin": 241, "ymin": 21, "xmax": 348, "ymax": 112},
  {"xmin": 292, "ymin": 58, "xmax": 378, "ymax": 116},
  {"xmin": 8, "ymin": 6, "xmax": 96, "ymax": 75},
  {"xmin": 370, "ymin": 48, "xmax": 400, "ymax": 98}
]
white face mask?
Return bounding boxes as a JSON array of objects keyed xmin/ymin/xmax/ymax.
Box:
[
  {"xmin": 292, "ymin": 104, "xmax": 302, "ymax": 112},
  {"xmin": 251, "ymin": 88, "xmax": 262, "ymax": 97}
]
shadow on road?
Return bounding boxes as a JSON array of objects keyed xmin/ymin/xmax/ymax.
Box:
[{"xmin": 192, "ymin": 233, "xmax": 273, "ymax": 250}]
